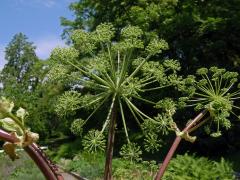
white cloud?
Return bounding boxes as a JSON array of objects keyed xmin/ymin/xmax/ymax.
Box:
[
  {"xmin": 15, "ymin": 0, "xmax": 58, "ymax": 8},
  {"xmin": 35, "ymin": 36, "xmax": 67, "ymax": 60},
  {"xmin": 39, "ymin": 0, "xmax": 57, "ymax": 8},
  {"xmin": 0, "ymin": 45, "xmax": 6, "ymax": 70}
]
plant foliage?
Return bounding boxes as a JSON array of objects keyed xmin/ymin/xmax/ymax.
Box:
[
  {"xmin": 163, "ymin": 154, "xmax": 235, "ymax": 180},
  {"xmin": 49, "ymin": 23, "xmax": 188, "ymax": 155},
  {"xmin": 185, "ymin": 67, "xmax": 240, "ymax": 137},
  {"xmin": 0, "ymin": 97, "xmax": 39, "ymax": 160}
]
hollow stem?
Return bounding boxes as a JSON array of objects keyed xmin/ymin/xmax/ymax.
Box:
[
  {"xmin": 0, "ymin": 129, "xmax": 62, "ymax": 180},
  {"xmin": 25, "ymin": 145, "xmax": 60, "ymax": 180},
  {"xmin": 104, "ymin": 100, "xmax": 117, "ymax": 180},
  {"xmin": 188, "ymin": 117, "xmax": 211, "ymax": 134},
  {"xmin": 154, "ymin": 109, "xmax": 208, "ymax": 180}
]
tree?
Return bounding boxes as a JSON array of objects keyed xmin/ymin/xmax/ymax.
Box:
[
  {"xmin": 61, "ymin": 0, "xmax": 240, "ymax": 70},
  {"xmin": 0, "ymin": 33, "xmax": 38, "ymax": 104},
  {"xmin": 0, "ymin": 34, "xmax": 61, "ymax": 139},
  {"xmin": 23, "ymin": 60, "xmax": 65, "ymax": 139},
  {"xmin": 60, "ymin": 0, "xmax": 178, "ymax": 39}
]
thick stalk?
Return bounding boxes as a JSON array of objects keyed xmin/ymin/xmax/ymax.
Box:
[
  {"xmin": 31, "ymin": 143, "xmax": 64, "ymax": 180},
  {"xmin": 0, "ymin": 129, "xmax": 63, "ymax": 180},
  {"xmin": 24, "ymin": 145, "xmax": 58, "ymax": 180},
  {"xmin": 0, "ymin": 129, "xmax": 19, "ymax": 142},
  {"xmin": 104, "ymin": 102, "xmax": 117, "ymax": 180},
  {"xmin": 155, "ymin": 109, "xmax": 208, "ymax": 180}
]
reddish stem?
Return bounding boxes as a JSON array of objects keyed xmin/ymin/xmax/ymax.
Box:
[
  {"xmin": 155, "ymin": 109, "xmax": 208, "ymax": 180},
  {"xmin": 0, "ymin": 130, "xmax": 19, "ymax": 142},
  {"xmin": 104, "ymin": 104, "xmax": 117, "ymax": 180},
  {"xmin": 24, "ymin": 145, "xmax": 58, "ymax": 180},
  {"xmin": 0, "ymin": 129, "xmax": 63, "ymax": 180},
  {"xmin": 31, "ymin": 143, "xmax": 64, "ymax": 180}
]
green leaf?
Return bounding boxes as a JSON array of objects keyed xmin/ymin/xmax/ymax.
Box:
[{"xmin": 0, "ymin": 118, "xmax": 23, "ymax": 135}]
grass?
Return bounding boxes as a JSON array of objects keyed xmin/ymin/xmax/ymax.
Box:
[
  {"xmin": 57, "ymin": 151, "xmax": 158, "ymax": 179},
  {"xmin": 57, "ymin": 151, "xmax": 235, "ymax": 180},
  {"xmin": 0, "ymin": 140, "xmax": 237, "ymax": 180},
  {"xmin": 0, "ymin": 151, "xmax": 44, "ymax": 180}
]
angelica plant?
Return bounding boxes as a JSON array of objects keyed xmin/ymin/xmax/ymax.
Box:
[
  {"xmin": 120, "ymin": 143, "xmax": 142, "ymax": 163},
  {"xmin": 0, "ymin": 97, "xmax": 66, "ymax": 179},
  {"xmin": 0, "ymin": 97, "xmax": 39, "ymax": 160},
  {"xmin": 187, "ymin": 67, "xmax": 240, "ymax": 136},
  {"xmin": 49, "ymin": 23, "xmax": 185, "ymax": 179},
  {"xmin": 155, "ymin": 67, "xmax": 240, "ymax": 179}
]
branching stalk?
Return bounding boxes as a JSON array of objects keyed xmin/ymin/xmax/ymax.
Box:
[
  {"xmin": 66, "ymin": 59, "xmax": 112, "ymax": 87},
  {"xmin": 155, "ymin": 109, "xmax": 208, "ymax": 180},
  {"xmin": 119, "ymin": 98, "xmax": 130, "ymax": 143},
  {"xmin": 122, "ymin": 55, "xmax": 151, "ymax": 86},
  {"xmin": 101, "ymin": 94, "xmax": 116, "ymax": 133},
  {"xmin": 104, "ymin": 94, "xmax": 117, "ymax": 180}
]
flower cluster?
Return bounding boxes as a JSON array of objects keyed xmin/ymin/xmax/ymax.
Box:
[
  {"xmin": 187, "ymin": 67, "xmax": 240, "ymax": 137},
  {"xmin": 51, "ymin": 23, "xmax": 184, "ymax": 157}
]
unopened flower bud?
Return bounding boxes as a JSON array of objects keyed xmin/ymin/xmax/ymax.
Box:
[
  {"xmin": 0, "ymin": 97, "xmax": 14, "ymax": 114},
  {"xmin": 16, "ymin": 107, "xmax": 28, "ymax": 120}
]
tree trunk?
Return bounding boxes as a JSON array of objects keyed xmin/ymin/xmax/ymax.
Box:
[{"xmin": 104, "ymin": 104, "xmax": 117, "ymax": 180}]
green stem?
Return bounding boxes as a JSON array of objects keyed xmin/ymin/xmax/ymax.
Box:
[
  {"xmin": 195, "ymin": 92, "xmax": 212, "ymax": 98},
  {"xmin": 143, "ymin": 84, "xmax": 171, "ymax": 92},
  {"xmin": 141, "ymin": 79, "xmax": 158, "ymax": 87},
  {"xmin": 66, "ymin": 60, "xmax": 112, "ymax": 87},
  {"xmin": 107, "ymin": 43, "xmax": 116, "ymax": 79},
  {"xmin": 232, "ymin": 105, "xmax": 240, "ymax": 110},
  {"xmin": 83, "ymin": 94, "xmax": 110, "ymax": 126},
  {"xmin": 83, "ymin": 80, "xmax": 109, "ymax": 91},
  {"xmin": 122, "ymin": 55, "xmax": 151, "ymax": 86},
  {"xmin": 124, "ymin": 98, "xmax": 143, "ymax": 128},
  {"xmin": 217, "ymin": 75, "xmax": 223, "ymax": 95},
  {"xmin": 188, "ymin": 117, "xmax": 211, "ymax": 133},
  {"xmin": 197, "ymin": 85, "xmax": 215, "ymax": 96},
  {"xmin": 204, "ymin": 75, "xmax": 215, "ymax": 93},
  {"xmin": 119, "ymin": 49, "xmax": 133, "ymax": 86},
  {"xmin": 81, "ymin": 93, "xmax": 106, "ymax": 109},
  {"xmin": 118, "ymin": 51, "xmax": 128, "ymax": 87},
  {"xmin": 188, "ymin": 98, "xmax": 208, "ymax": 102},
  {"xmin": 229, "ymin": 97, "xmax": 240, "ymax": 100},
  {"xmin": 141, "ymin": 76, "xmax": 155, "ymax": 84},
  {"xmin": 101, "ymin": 94, "xmax": 116, "ymax": 133},
  {"xmin": 132, "ymin": 95, "xmax": 156, "ymax": 105},
  {"xmin": 101, "ymin": 72, "xmax": 116, "ymax": 89},
  {"xmin": 124, "ymin": 96, "xmax": 154, "ymax": 121},
  {"xmin": 230, "ymin": 91, "xmax": 240, "ymax": 97},
  {"xmin": 7, "ymin": 113, "xmax": 25, "ymax": 132},
  {"xmin": 119, "ymin": 98, "xmax": 130, "ymax": 143},
  {"xmin": 221, "ymin": 83, "xmax": 234, "ymax": 96}
]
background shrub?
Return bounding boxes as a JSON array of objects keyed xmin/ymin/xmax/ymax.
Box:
[{"xmin": 163, "ymin": 153, "xmax": 235, "ymax": 180}]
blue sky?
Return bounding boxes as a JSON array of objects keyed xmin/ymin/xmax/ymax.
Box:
[{"xmin": 0, "ymin": 0, "xmax": 76, "ymax": 69}]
